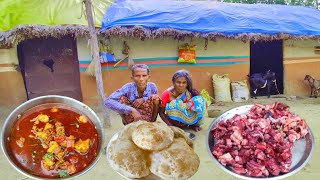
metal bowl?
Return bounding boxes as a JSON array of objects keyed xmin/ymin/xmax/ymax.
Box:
[
  {"xmin": 1, "ymin": 95, "xmax": 105, "ymax": 180},
  {"xmin": 206, "ymin": 105, "xmax": 314, "ymax": 180}
]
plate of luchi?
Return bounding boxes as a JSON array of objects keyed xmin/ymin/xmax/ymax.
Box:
[{"xmin": 106, "ymin": 121, "xmax": 200, "ymax": 180}]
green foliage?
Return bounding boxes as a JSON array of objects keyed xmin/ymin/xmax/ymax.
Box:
[
  {"xmin": 290, "ymin": 0, "xmax": 303, "ymax": 5},
  {"xmin": 305, "ymin": 0, "xmax": 315, "ymax": 6},
  {"xmin": 274, "ymin": 0, "xmax": 286, "ymax": 5}
]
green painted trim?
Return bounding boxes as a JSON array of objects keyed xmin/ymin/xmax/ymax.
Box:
[
  {"xmin": 79, "ymin": 56, "xmax": 250, "ymax": 71},
  {"xmin": 79, "ymin": 60, "xmax": 92, "ymax": 64},
  {"xmin": 79, "ymin": 55, "xmax": 250, "ymax": 63},
  {"xmin": 96, "ymin": 61, "xmax": 249, "ymax": 71}
]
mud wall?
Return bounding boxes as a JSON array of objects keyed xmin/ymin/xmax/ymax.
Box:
[
  {"xmin": 77, "ymin": 37, "xmax": 250, "ymax": 104},
  {"xmin": 1, "ymin": 38, "xmax": 319, "ymax": 106},
  {"xmin": 0, "ymin": 47, "xmax": 26, "ymax": 105},
  {"xmin": 283, "ymin": 40, "xmax": 320, "ymax": 96}
]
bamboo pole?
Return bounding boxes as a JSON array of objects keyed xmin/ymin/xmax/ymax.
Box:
[{"xmin": 84, "ymin": 0, "xmax": 111, "ymax": 127}]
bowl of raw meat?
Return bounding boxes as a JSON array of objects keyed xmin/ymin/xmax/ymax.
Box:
[{"xmin": 206, "ymin": 102, "xmax": 314, "ymax": 180}]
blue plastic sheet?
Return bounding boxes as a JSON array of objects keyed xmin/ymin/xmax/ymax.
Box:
[{"xmin": 101, "ymin": 0, "xmax": 320, "ymax": 36}]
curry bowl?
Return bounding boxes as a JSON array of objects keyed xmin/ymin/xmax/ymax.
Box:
[
  {"xmin": 206, "ymin": 104, "xmax": 314, "ymax": 180},
  {"xmin": 1, "ymin": 95, "xmax": 105, "ymax": 180}
]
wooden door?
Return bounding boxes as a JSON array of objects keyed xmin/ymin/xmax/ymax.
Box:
[{"xmin": 17, "ymin": 36, "xmax": 83, "ymax": 101}]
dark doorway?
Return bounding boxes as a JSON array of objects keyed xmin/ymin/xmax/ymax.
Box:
[
  {"xmin": 250, "ymin": 40, "xmax": 284, "ymax": 96},
  {"xmin": 17, "ymin": 36, "xmax": 83, "ymax": 101}
]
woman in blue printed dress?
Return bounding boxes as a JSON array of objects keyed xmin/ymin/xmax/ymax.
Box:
[{"xmin": 159, "ymin": 69, "xmax": 205, "ymax": 131}]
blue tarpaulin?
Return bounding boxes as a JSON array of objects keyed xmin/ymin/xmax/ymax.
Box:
[{"xmin": 101, "ymin": 0, "xmax": 320, "ymax": 36}]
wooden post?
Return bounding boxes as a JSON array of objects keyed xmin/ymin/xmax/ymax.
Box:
[{"xmin": 84, "ymin": 0, "xmax": 111, "ymax": 127}]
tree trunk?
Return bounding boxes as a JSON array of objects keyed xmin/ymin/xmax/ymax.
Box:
[{"xmin": 84, "ymin": 0, "xmax": 111, "ymax": 127}]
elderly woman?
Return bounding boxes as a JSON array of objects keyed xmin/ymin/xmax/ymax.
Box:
[
  {"xmin": 159, "ymin": 70, "xmax": 205, "ymax": 131},
  {"xmin": 104, "ymin": 64, "xmax": 160, "ymax": 125}
]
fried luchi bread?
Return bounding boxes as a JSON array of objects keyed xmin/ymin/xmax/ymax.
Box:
[
  {"xmin": 132, "ymin": 121, "xmax": 174, "ymax": 151},
  {"xmin": 149, "ymin": 138, "xmax": 200, "ymax": 180},
  {"xmin": 107, "ymin": 138, "xmax": 151, "ymax": 178}
]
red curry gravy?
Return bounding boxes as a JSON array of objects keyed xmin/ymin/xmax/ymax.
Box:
[{"xmin": 9, "ymin": 103, "xmax": 99, "ymax": 178}]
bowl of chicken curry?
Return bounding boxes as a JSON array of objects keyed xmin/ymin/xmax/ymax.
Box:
[{"xmin": 1, "ymin": 95, "xmax": 104, "ymax": 179}]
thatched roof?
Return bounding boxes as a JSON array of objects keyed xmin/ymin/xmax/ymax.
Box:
[
  {"xmin": 0, "ymin": 25, "xmax": 93, "ymax": 47},
  {"xmin": 101, "ymin": 26, "xmax": 320, "ymax": 42},
  {"xmin": 2, "ymin": 23, "xmax": 319, "ymax": 47}
]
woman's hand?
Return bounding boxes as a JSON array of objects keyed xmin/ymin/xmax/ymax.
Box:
[
  {"xmin": 158, "ymin": 106, "xmax": 173, "ymax": 126},
  {"xmin": 131, "ymin": 108, "xmax": 142, "ymax": 121},
  {"xmin": 132, "ymin": 98, "xmax": 144, "ymax": 108}
]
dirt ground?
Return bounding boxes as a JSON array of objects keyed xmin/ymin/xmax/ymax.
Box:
[{"xmin": 1, "ymin": 96, "xmax": 319, "ymax": 180}]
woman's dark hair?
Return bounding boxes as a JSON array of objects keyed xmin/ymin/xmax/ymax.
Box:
[{"xmin": 172, "ymin": 69, "xmax": 199, "ymax": 96}]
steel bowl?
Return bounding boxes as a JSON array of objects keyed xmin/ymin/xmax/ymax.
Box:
[
  {"xmin": 206, "ymin": 105, "xmax": 314, "ymax": 180},
  {"xmin": 1, "ymin": 95, "xmax": 105, "ymax": 180}
]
